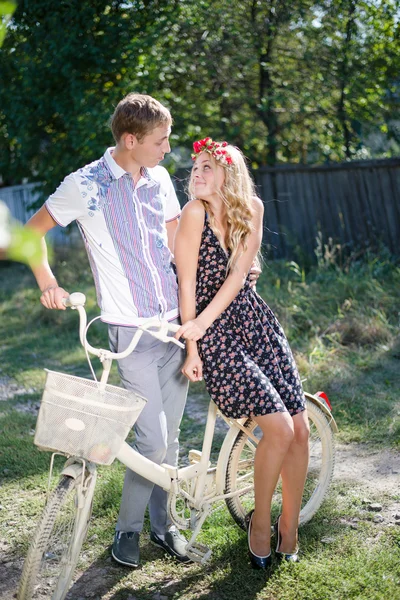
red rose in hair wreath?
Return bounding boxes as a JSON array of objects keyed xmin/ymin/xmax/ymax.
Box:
[
  {"xmin": 191, "ymin": 137, "xmax": 233, "ymax": 167},
  {"xmin": 193, "ymin": 138, "xmax": 211, "ymax": 154}
]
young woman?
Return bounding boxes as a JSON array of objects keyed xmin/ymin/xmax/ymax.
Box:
[{"xmin": 174, "ymin": 138, "xmax": 310, "ymax": 568}]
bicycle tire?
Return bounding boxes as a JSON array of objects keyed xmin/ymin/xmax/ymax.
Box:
[
  {"xmin": 18, "ymin": 473, "xmax": 94, "ymax": 600},
  {"xmin": 224, "ymin": 399, "xmax": 335, "ymax": 530}
]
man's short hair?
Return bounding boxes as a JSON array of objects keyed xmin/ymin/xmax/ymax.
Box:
[{"xmin": 110, "ymin": 93, "xmax": 172, "ymax": 143}]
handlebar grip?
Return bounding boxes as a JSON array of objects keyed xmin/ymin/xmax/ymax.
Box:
[{"xmin": 62, "ymin": 292, "xmax": 87, "ymax": 308}]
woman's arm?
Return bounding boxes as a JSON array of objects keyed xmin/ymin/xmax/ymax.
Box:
[
  {"xmin": 166, "ymin": 217, "xmax": 179, "ymax": 255},
  {"xmin": 176, "ymin": 197, "xmax": 264, "ymax": 341},
  {"xmin": 174, "ymin": 199, "xmax": 205, "ymax": 380}
]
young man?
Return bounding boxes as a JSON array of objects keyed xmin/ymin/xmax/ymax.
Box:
[{"xmin": 26, "ymin": 93, "xmax": 190, "ymax": 567}]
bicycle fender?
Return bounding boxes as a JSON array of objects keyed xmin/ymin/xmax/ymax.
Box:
[
  {"xmin": 305, "ymin": 392, "xmax": 339, "ymax": 433},
  {"xmin": 61, "ymin": 462, "xmax": 85, "ymax": 479}
]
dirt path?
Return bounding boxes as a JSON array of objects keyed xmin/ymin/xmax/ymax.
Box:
[
  {"xmin": 1, "ymin": 384, "xmax": 399, "ymax": 599},
  {"xmin": 333, "ymin": 442, "xmax": 399, "ymax": 496}
]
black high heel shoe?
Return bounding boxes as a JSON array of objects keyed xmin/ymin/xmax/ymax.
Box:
[
  {"xmin": 274, "ymin": 515, "xmax": 300, "ymax": 563},
  {"xmin": 245, "ymin": 510, "xmax": 271, "ymax": 570}
]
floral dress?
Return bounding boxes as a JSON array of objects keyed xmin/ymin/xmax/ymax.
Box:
[{"xmin": 196, "ymin": 217, "xmax": 306, "ymax": 419}]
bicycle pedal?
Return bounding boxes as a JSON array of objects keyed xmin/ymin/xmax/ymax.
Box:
[{"xmin": 186, "ymin": 542, "xmax": 212, "ymax": 564}]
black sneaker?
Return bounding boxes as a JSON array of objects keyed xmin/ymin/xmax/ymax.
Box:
[
  {"xmin": 112, "ymin": 531, "xmax": 140, "ymax": 567},
  {"xmin": 150, "ymin": 529, "xmax": 191, "ymax": 563}
]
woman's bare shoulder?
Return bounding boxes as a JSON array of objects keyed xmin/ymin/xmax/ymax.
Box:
[
  {"xmin": 181, "ymin": 199, "xmax": 206, "ymax": 220},
  {"xmin": 251, "ymin": 195, "xmax": 264, "ymax": 216}
]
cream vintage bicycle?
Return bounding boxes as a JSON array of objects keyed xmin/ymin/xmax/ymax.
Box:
[{"xmin": 18, "ymin": 292, "xmax": 338, "ymax": 600}]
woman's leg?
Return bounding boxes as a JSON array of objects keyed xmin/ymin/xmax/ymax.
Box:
[
  {"xmin": 278, "ymin": 409, "xmax": 310, "ymax": 552},
  {"xmin": 250, "ymin": 411, "xmax": 294, "ymax": 556}
]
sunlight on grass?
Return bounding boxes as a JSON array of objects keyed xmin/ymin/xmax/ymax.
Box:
[{"xmin": 0, "ymin": 248, "xmax": 399, "ymax": 599}]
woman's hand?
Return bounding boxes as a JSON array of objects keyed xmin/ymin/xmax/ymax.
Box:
[
  {"xmin": 249, "ymin": 261, "xmax": 261, "ymax": 289},
  {"xmin": 181, "ymin": 352, "xmax": 203, "ymax": 382},
  {"xmin": 175, "ymin": 318, "xmax": 207, "ymax": 342}
]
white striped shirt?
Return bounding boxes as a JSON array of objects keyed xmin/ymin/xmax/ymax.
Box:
[{"xmin": 46, "ymin": 148, "xmax": 181, "ymax": 326}]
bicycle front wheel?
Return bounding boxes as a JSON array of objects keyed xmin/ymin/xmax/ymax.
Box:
[
  {"xmin": 224, "ymin": 399, "xmax": 335, "ymax": 530},
  {"xmin": 18, "ymin": 472, "xmax": 95, "ymax": 600}
]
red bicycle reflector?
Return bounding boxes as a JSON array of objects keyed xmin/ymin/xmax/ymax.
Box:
[{"xmin": 316, "ymin": 391, "xmax": 332, "ymax": 410}]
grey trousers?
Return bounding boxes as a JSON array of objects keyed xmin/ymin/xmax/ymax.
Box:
[{"xmin": 108, "ymin": 322, "xmax": 188, "ymax": 535}]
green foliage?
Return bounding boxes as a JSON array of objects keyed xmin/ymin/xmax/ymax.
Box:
[
  {"xmin": 0, "ymin": 0, "xmax": 180, "ymax": 195},
  {"xmin": 257, "ymin": 248, "xmax": 400, "ymax": 444},
  {"xmin": 0, "ymin": 0, "xmax": 16, "ymax": 46},
  {"xmin": 303, "ymin": 0, "xmax": 400, "ymax": 161},
  {"xmin": 0, "ymin": 0, "xmax": 399, "ymax": 199}
]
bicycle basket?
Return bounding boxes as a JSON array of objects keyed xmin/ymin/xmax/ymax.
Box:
[{"xmin": 34, "ymin": 369, "xmax": 146, "ymax": 465}]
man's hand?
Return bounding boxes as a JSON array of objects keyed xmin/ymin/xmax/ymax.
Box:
[
  {"xmin": 249, "ymin": 262, "xmax": 261, "ymax": 289},
  {"xmin": 175, "ymin": 318, "xmax": 207, "ymax": 342},
  {"xmin": 181, "ymin": 352, "xmax": 203, "ymax": 382},
  {"xmin": 40, "ymin": 285, "xmax": 69, "ymax": 310}
]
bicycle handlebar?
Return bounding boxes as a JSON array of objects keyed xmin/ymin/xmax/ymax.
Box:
[
  {"xmin": 63, "ymin": 293, "xmax": 185, "ymax": 361},
  {"xmin": 63, "ymin": 292, "xmax": 87, "ymax": 308}
]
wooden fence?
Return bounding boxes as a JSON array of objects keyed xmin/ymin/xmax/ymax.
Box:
[
  {"xmin": 175, "ymin": 157, "xmax": 400, "ymax": 259},
  {"xmin": 2, "ymin": 157, "xmax": 399, "ymax": 259},
  {"xmin": 252, "ymin": 158, "xmax": 400, "ymax": 259}
]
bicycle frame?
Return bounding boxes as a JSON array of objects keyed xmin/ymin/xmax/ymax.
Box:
[
  {"xmin": 115, "ymin": 399, "xmax": 251, "ymax": 503},
  {"xmin": 61, "ymin": 293, "xmax": 338, "ymax": 562},
  {"xmin": 17, "ymin": 290, "xmax": 339, "ymax": 600},
  {"xmin": 61, "ymin": 293, "xmax": 255, "ymax": 560},
  {"xmin": 65, "ymin": 294, "xmax": 239, "ymax": 492}
]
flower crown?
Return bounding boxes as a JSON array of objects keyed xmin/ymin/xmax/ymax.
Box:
[{"xmin": 191, "ymin": 137, "xmax": 233, "ymax": 166}]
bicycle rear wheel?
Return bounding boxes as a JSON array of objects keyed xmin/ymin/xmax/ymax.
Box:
[
  {"xmin": 18, "ymin": 472, "xmax": 95, "ymax": 600},
  {"xmin": 224, "ymin": 399, "xmax": 335, "ymax": 530}
]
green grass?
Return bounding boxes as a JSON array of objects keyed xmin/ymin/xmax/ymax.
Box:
[
  {"xmin": 257, "ymin": 252, "xmax": 400, "ymax": 446},
  {"xmin": 0, "ymin": 247, "xmax": 399, "ymax": 599}
]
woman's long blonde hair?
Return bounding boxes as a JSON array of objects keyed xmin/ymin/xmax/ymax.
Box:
[{"xmin": 189, "ymin": 144, "xmax": 260, "ymax": 272}]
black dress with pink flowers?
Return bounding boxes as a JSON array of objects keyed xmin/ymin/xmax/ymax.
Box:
[{"xmin": 196, "ymin": 217, "xmax": 306, "ymax": 419}]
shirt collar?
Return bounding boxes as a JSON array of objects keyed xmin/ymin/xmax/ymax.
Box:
[
  {"xmin": 104, "ymin": 147, "xmax": 127, "ymax": 179},
  {"xmin": 104, "ymin": 148, "xmax": 158, "ymax": 188},
  {"xmin": 137, "ymin": 166, "xmax": 158, "ymax": 189}
]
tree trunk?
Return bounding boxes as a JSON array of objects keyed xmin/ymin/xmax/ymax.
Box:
[{"xmin": 337, "ymin": 0, "xmax": 357, "ymax": 159}]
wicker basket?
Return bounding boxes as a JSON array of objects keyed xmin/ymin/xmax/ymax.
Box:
[{"xmin": 34, "ymin": 369, "xmax": 146, "ymax": 465}]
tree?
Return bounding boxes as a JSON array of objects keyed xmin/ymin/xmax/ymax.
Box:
[
  {"xmin": 0, "ymin": 0, "xmax": 179, "ymax": 195},
  {"xmin": 0, "ymin": 0, "xmax": 398, "ymax": 198},
  {"xmin": 303, "ymin": 0, "xmax": 400, "ymax": 161}
]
